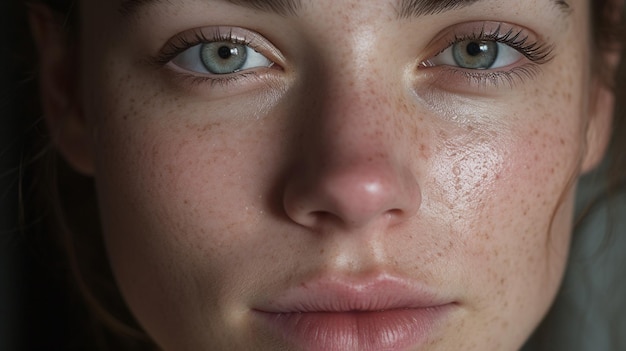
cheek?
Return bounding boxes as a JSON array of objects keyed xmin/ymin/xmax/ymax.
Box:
[
  {"xmin": 84, "ymin": 57, "xmax": 294, "ymax": 345},
  {"xmin": 92, "ymin": 113, "xmax": 271, "ymax": 347},
  {"xmin": 426, "ymin": 95, "xmax": 584, "ymax": 344}
]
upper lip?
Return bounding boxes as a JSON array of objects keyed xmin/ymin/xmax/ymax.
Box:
[{"xmin": 256, "ymin": 272, "xmax": 454, "ymax": 313}]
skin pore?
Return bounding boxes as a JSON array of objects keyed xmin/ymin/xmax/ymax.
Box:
[{"xmin": 31, "ymin": 0, "xmax": 614, "ymax": 349}]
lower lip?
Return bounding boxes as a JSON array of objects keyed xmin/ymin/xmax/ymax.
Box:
[{"xmin": 256, "ymin": 306, "xmax": 453, "ymax": 351}]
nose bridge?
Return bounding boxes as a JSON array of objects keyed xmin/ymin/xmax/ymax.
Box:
[
  {"xmin": 312, "ymin": 56, "xmax": 399, "ymax": 161},
  {"xmin": 303, "ymin": 13, "xmax": 395, "ymax": 140}
]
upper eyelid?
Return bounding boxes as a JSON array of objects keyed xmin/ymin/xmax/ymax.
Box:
[
  {"xmin": 422, "ymin": 21, "xmax": 554, "ymax": 62},
  {"xmin": 155, "ymin": 26, "xmax": 286, "ymax": 66}
]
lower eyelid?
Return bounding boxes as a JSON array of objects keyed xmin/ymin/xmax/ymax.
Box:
[
  {"xmin": 160, "ymin": 66, "xmax": 287, "ymax": 100},
  {"xmin": 420, "ymin": 63, "xmax": 543, "ymax": 92}
]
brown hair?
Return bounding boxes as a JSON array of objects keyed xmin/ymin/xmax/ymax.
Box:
[
  {"xmin": 13, "ymin": 0, "xmax": 626, "ymax": 349},
  {"xmin": 12, "ymin": 0, "xmax": 154, "ymax": 349}
]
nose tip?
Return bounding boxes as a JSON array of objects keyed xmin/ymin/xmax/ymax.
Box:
[{"xmin": 283, "ymin": 159, "xmax": 421, "ymax": 229}]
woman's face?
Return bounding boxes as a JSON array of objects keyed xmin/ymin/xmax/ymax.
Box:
[{"xmin": 49, "ymin": 0, "xmax": 611, "ymax": 349}]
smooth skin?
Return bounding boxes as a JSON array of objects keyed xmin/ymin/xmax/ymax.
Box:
[{"xmin": 31, "ymin": 0, "xmax": 614, "ymax": 349}]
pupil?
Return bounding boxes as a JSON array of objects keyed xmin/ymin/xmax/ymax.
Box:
[
  {"xmin": 466, "ymin": 42, "xmax": 484, "ymax": 57},
  {"xmin": 218, "ymin": 46, "xmax": 232, "ymax": 59}
]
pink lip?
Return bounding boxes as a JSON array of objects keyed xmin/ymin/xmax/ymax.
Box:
[{"xmin": 254, "ymin": 274, "xmax": 456, "ymax": 351}]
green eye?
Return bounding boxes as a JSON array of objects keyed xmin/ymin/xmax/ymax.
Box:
[
  {"xmin": 424, "ymin": 39, "xmax": 523, "ymax": 70},
  {"xmin": 452, "ymin": 40, "xmax": 499, "ymax": 69},
  {"xmin": 172, "ymin": 41, "xmax": 273, "ymax": 75},
  {"xmin": 201, "ymin": 42, "xmax": 249, "ymax": 74}
]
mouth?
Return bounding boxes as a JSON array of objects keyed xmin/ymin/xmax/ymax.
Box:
[{"xmin": 253, "ymin": 274, "xmax": 457, "ymax": 351}]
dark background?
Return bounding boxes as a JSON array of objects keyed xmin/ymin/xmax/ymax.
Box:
[
  {"xmin": 1, "ymin": 0, "xmax": 23, "ymax": 348},
  {"xmin": 1, "ymin": 1, "xmax": 71, "ymax": 349}
]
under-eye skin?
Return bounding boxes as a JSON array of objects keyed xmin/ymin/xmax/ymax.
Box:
[
  {"xmin": 419, "ymin": 21, "xmax": 555, "ymax": 87},
  {"xmin": 153, "ymin": 27, "xmax": 281, "ymax": 86}
]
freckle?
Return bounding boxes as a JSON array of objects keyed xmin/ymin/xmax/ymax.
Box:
[
  {"xmin": 452, "ymin": 166, "xmax": 461, "ymax": 176},
  {"xmin": 401, "ymin": 102, "xmax": 409, "ymax": 114}
]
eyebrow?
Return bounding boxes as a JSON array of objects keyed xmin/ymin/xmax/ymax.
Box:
[
  {"xmin": 398, "ymin": 0, "xmax": 570, "ymax": 18},
  {"xmin": 119, "ymin": 0, "xmax": 571, "ymax": 18}
]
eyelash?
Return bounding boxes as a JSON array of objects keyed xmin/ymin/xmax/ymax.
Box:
[
  {"xmin": 153, "ymin": 24, "xmax": 554, "ymax": 89},
  {"xmin": 153, "ymin": 28, "xmax": 267, "ymax": 86},
  {"xmin": 451, "ymin": 25, "xmax": 553, "ymax": 62},
  {"xmin": 429, "ymin": 24, "xmax": 554, "ymax": 87}
]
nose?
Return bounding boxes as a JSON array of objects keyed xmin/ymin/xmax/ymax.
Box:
[{"xmin": 282, "ymin": 77, "xmax": 422, "ymax": 231}]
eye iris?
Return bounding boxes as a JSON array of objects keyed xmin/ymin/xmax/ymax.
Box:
[
  {"xmin": 201, "ymin": 42, "xmax": 248, "ymax": 74},
  {"xmin": 452, "ymin": 40, "xmax": 498, "ymax": 69}
]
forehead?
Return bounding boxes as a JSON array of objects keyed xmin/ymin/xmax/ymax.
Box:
[{"xmin": 115, "ymin": 0, "xmax": 573, "ymax": 19}]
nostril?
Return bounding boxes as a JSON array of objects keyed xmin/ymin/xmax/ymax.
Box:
[
  {"xmin": 308, "ymin": 210, "xmax": 343, "ymax": 227},
  {"xmin": 282, "ymin": 162, "xmax": 421, "ymax": 230},
  {"xmin": 385, "ymin": 208, "xmax": 405, "ymax": 221}
]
